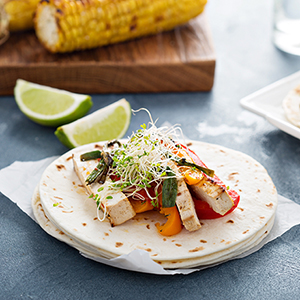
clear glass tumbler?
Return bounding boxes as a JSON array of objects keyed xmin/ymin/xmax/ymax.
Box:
[{"xmin": 273, "ymin": 0, "xmax": 300, "ymax": 55}]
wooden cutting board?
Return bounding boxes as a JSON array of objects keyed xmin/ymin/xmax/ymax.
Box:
[{"xmin": 0, "ymin": 14, "xmax": 215, "ymax": 95}]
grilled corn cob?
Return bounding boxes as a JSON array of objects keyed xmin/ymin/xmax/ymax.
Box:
[
  {"xmin": 34, "ymin": 0, "xmax": 207, "ymax": 53},
  {"xmin": 1, "ymin": 0, "xmax": 40, "ymax": 31},
  {"xmin": 0, "ymin": 3, "xmax": 9, "ymax": 45}
]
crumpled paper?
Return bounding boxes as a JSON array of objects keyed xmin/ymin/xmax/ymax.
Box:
[{"xmin": 1, "ymin": 157, "xmax": 300, "ymax": 275}]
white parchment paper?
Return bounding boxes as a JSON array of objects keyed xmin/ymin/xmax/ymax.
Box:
[{"xmin": 1, "ymin": 158, "xmax": 300, "ymax": 275}]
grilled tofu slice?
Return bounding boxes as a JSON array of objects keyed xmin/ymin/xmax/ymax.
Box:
[
  {"xmin": 72, "ymin": 150, "xmax": 136, "ymax": 226},
  {"xmin": 176, "ymin": 178, "xmax": 201, "ymax": 231},
  {"xmin": 99, "ymin": 189, "xmax": 136, "ymax": 227},
  {"xmin": 178, "ymin": 148, "xmax": 234, "ymax": 215},
  {"xmin": 188, "ymin": 177, "xmax": 233, "ymax": 215},
  {"xmin": 168, "ymin": 161, "xmax": 201, "ymax": 232}
]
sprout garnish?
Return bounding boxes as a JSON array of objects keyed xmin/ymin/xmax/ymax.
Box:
[{"xmin": 82, "ymin": 109, "xmax": 214, "ymax": 217}]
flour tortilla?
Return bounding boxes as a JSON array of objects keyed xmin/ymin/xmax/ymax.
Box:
[
  {"xmin": 32, "ymin": 186, "xmax": 113, "ymax": 259},
  {"xmin": 33, "ymin": 187, "xmax": 275, "ymax": 268},
  {"xmin": 35, "ymin": 140, "xmax": 278, "ymax": 269},
  {"xmin": 283, "ymin": 84, "xmax": 300, "ymax": 127}
]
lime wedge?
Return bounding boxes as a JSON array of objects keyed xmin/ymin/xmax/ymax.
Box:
[
  {"xmin": 14, "ymin": 79, "xmax": 93, "ymax": 127},
  {"xmin": 55, "ymin": 99, "xmax": 131, "ymax": 148}
]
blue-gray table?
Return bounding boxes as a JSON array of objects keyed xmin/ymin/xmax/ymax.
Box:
[{"xmin": 1, "ymin": 1, "xmax": 300, "ymax": 299}]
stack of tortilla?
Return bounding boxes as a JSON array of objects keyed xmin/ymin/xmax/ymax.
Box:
[{"xmin": 32, "ymin": 140, "xmax": 277, "ymax": 269}]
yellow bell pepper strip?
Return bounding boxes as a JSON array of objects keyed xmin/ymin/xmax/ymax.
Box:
[
  {"xmin": 156, "ymin": 206, "xmax": 182, "ymax": 236},
  {"xmin": 129, "ymin": 188, "xmax": 156, "ymax": 213},
  {"xmin": 130, "ymin": 198, "xmax": 154, "ymax": 214},
  {"xmin": 184, "ymin": 170, "xmax": 202, "ymax": 186}
]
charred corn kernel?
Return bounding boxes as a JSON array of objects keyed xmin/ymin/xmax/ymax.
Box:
[
  {"xmin": 2, "ymin": 0, "xmax": 40, "ymax": 32},
  {"xmin": 34, "ymin": 0, "xmax": 207, "ymax": 53}
]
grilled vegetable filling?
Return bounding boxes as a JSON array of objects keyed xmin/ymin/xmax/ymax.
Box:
[
  {"xmin": 78, "ymin": 113, "xmax": 231, "ymax": 236},
  {"xmin": 83, "ymin": 123, "xmax": 214, "ymax": 211}
]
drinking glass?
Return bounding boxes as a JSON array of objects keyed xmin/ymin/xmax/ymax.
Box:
[{"xmin": 273, "ymin": 0, "xmax": 300, "ymax": 55}]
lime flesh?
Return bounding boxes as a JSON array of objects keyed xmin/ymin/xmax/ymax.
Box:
[
  {"xmin": 73, "ymin": 106, "xmax": 128, "ymax": 144},
  {"xmin": 14, "ymin": 79, "xmax": 93, "ymax": 127},
  {"xmin": 21, "ymin": 89, "xmax": 75, "ymax": 115},
  {"xmin": 55, "ymin": 99, "xmax": 131, "ymax": 148}
]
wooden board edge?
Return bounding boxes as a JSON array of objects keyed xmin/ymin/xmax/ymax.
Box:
[{"xmin": 0, "ymin": 60, "xmax": 215, "ymax": 95}]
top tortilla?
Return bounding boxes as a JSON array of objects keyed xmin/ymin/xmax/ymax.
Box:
[{"xmin": 37, "ymin": 140, "xmax": 277, "ymax": 266}]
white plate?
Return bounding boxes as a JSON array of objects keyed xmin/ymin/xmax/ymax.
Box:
[{"xmin": 240, "ymin": 71, "xmax": 300, "ymax": 140}]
